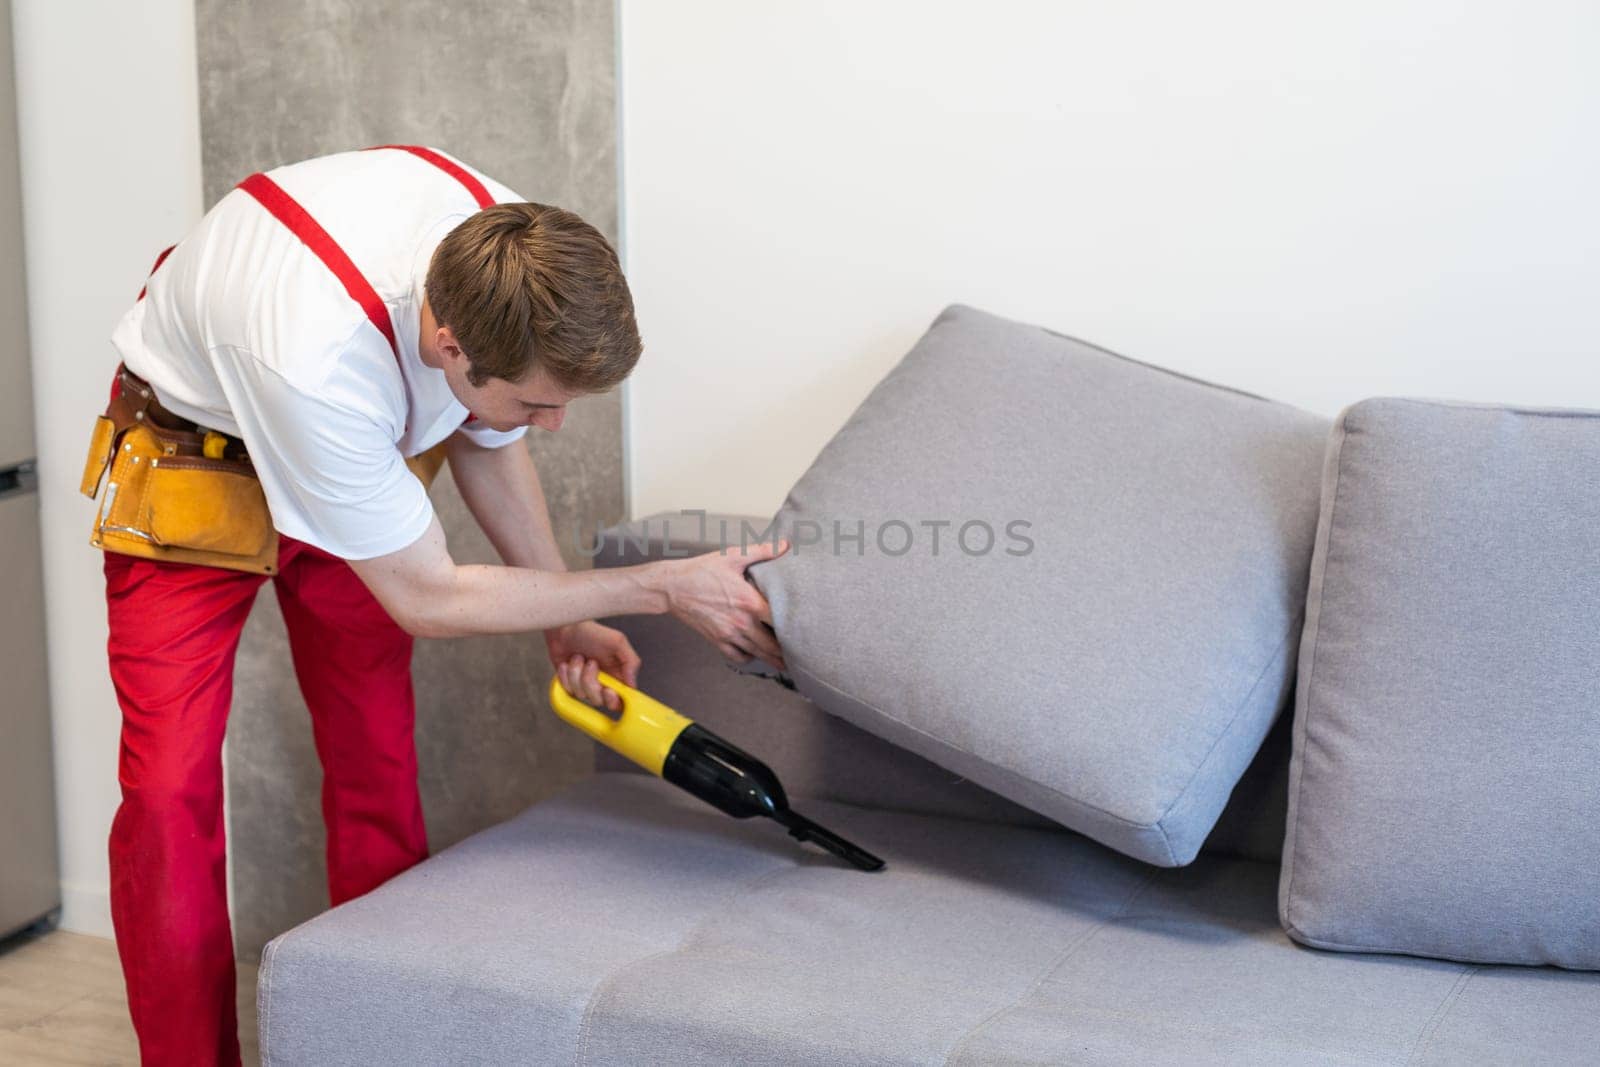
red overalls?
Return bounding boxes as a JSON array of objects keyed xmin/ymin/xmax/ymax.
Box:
[{"xmin": 105, "ymin": 146, "xmax": 494, "ymax": 1066}]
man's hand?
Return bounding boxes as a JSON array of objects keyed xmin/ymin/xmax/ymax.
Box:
[
  {"xmin": 547, "ymin": 620, "xmax": 641, "ymax": 712},
  {"xmin": 658, "ymin": 540, "xmax": 789, "ymax": 672}
]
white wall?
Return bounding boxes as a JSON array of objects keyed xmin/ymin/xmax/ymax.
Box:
[
  {"xmin": 620, "ymin": 0, "xmax": 1600, "ymax": 518},
  {"xmin": 12, "ymin": 0, "xmax": 204, "ymax": 935}
]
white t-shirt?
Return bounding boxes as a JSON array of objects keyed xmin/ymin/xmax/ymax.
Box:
[{"xmin": 110, "ymin": 147, "xmax": 529, "ymax": 560}]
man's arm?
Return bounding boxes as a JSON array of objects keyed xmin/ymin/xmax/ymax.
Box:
[
  {"xmin": 444, "ymin": 430, "xmax": 567, "ymax": 571},
  {"xmin": 444, "ymin": 429, "xmax": 645, "ymax": 709},
  {"xmin": 349, "ymin": 512, "xmax": 670, "ymax": 638},
  {"xmin": 349, "ymin": 508, "xmax": 789, "ymax": 668}
]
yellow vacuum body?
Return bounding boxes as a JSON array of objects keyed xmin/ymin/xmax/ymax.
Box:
[{"xmin": 548, "ymin": 673, "xmax": 885, "ymax": 872}]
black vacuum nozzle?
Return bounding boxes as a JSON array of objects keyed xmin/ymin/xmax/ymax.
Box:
[{"xmin": 663, "ymin": 725, "xmax": 886, "ymax": 872}]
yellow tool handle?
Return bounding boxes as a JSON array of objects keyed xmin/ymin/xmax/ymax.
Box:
[{"xmin": 546, "ymin": 671, "xmax": 693, "ymax": 776}]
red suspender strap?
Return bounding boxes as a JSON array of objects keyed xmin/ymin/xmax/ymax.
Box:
[
  {"xmin": 237, "ymin": 172, "xmax": 400, "ymax": 359},
  {"xmin": 366, "ymin": 144, "xmax": 496, "ymax": 209},
  {"xmin": 136, "ymin": 245, "xmax": 177, "ymax": 301},
  {"xmin": 235, "ymin": 149, "xmax": 494, "ymax": 427},
  {"xmin": 235, "ymin": 148, "xmax": 494, "ymax": 358},
  {"xmin": 364, "ymin": 146, "xmax": 493, "ymax": 425}
]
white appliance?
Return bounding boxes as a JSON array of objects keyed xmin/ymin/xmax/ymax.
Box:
[{"xmin": 0, "ymin": 0, "xmax": 61, "ymax": 940}]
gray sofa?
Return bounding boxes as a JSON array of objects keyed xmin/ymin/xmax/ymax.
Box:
[
  {"xmin": 262, "ymin": 307, "xmax": 1600, "ymax": 1061},
  {"xmin": 258, "ymin": 511, "xmax": 1600, "ymax": 1065}
]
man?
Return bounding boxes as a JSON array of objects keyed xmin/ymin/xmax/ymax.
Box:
[{"xmin": 91, "ymin": 145, "xmax": 785, "ymax": 1066}]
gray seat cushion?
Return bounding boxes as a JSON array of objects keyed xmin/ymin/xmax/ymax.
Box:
[
  {"xmin": 1281, "ymin": 398, "xmax": 1600, "ymax": 969},
  {"xmin": 753, "ymin": 304, "xmax": 1329, "ymax": 866},
  {"xmin": 260, "ymin": 773, "xmax": 1600, "ymax": 1065}
]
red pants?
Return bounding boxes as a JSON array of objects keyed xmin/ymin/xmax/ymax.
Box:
[{"xmin": 104, "ymin": 538, "xmax": 428, "ymax": 1067}]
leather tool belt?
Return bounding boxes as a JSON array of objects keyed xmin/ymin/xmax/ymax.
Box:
[
  {"xmin": 81, "ymin": 366, "xmax": 281, "ymax": 574},
  {"xmin": 81, "ymin": 367, "xmax": 450, "ymax": 575}
]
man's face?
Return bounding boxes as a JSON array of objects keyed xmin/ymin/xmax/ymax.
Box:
[
  {"xmin": 436, "ymin": 326, "xmax": 581, "ymax": 433},
  {"xmin": 457, "ymin": 366, "xmax": 579, "ymax": 434}
]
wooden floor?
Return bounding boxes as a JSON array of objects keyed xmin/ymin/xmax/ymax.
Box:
[{"xmin": 0, "ymin": 928, "xmax": 258, "ymax": 1066}]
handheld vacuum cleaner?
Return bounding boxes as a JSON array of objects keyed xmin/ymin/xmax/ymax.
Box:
[{"xmin": 548, "ymin": 673, "xmax": 885, "ymax": 872}]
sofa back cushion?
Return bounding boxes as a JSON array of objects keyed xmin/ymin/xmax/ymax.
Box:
[
  {"xmin": 753, "ymin": 305, "xmax": 1329, "ymax": 866},
  {"xmin": 1280, "ymin": 398, "xmax": 1600, "ymax": 968}
]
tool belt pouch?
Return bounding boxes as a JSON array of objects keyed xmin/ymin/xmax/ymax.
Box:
[{"xmin": 81, "ymin": 394, "xmax": 280, "ymax": 576}]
